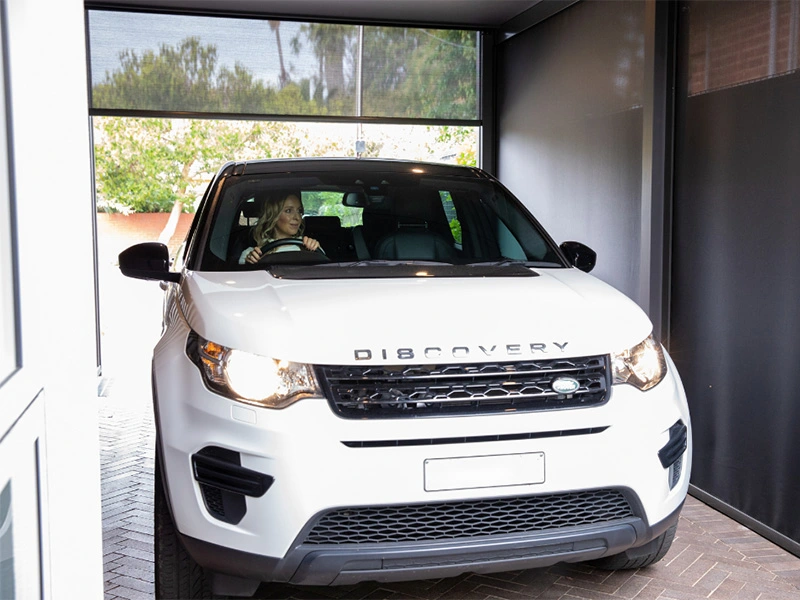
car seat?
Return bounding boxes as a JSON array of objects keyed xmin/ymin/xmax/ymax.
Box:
[{"xmin": 372, "ymin": 188, "xmax": 457, "ymax": 261}]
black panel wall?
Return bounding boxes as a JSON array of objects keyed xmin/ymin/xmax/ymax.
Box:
[{"xmin": 672, "ymin": 69, "xmax": 800, "ymax": 547}]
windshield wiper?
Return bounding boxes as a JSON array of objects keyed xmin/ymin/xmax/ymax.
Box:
[
  {"xmin": 466, "ymin": 259, "xmax": 561, "ymax": 268},
  {"xmin": 324, "ymin": 259, "xmax": 455, "ymax": 267}
]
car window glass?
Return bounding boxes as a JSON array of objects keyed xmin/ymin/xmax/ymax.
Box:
[
  {"xmin": 196, "ymin": 170, "xmax": 562, "ymax": 271},
  {"xmin": 302, "ymin": 191, "xmax": 363, "ymax": 227}
]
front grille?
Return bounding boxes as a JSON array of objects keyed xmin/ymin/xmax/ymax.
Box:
[
  {"xmin": 303, "ymin": 489, "xmax": 634, "ymax": 545},
  {"xmin": 318, "ymin": 356, "xmax": 609, "ymax": 419}
]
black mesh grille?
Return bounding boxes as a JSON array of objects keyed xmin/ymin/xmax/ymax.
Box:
[
  {"xmin": 303, "ymin": 489, "xmax": 634, "ymax": 545},
  {"xmin": 318, "ymin": 356, "xmax": 609, "ymax": 419},
  {"xmin": 201, "ymin": 485, "xmax": 225, "ymax": 518}
]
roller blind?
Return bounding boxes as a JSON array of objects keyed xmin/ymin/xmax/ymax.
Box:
[{"xmin": 87, "ymin": 10, "xmax": 479, "ymax": 122}]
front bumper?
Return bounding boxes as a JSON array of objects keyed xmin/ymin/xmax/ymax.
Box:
[
  {"xmin": 152, "ymin": 323, "xmax": 691, "ymax": 585},
  {"xmin": 179, "ymin": 501, "xmax": 682, "ymax": 586}
]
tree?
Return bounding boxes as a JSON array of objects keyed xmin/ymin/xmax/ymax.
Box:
[
  {"xmin": 91, "ymin": 31, "xmax": 480, "ymax": 223},
  {"xmin": 361, "ymin": 28, "xmax": 478, "ymax": 120},
  {"xmin": 93, "ymin": 37, "xmax": 219, "ymax": 112},
  {"xmin": 293, "ymin": 23, "xmax": 357, "ymax": 110},
  {"xmin": 93, "ymin": 37, "xmax": 321, "ymax": 115},
  {"xmin": 399, "ymin": 29, "xmax": 478, "ymax": 120},
  {"xmin": 431, "ymin": 125, "xmax": 477, "ymax": 167},
  {"xmin": 92, "ymin": 27, "xmax": 478, "ymax": 121},
  {"xmin": 269, "ymin": 21, "xmax": 289, "ymax": 88}
]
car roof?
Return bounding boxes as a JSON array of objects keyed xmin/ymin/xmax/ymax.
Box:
[{"xmin": 221, "ymin": 158, "xmax": 489, "ymax": 179}]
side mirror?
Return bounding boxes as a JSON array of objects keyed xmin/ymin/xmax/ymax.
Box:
[
  {"xmin": 559, "ymin": 241, "xmax": 596, "ymax": 273},
  {"xmin": 119, "ymin": 242, "xmax": 181, "ymax": 283}
]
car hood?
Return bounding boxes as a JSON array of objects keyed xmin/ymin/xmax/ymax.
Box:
[{"xmin": 179, "ymin": 268, "xmax": 654, "ymax": 365}]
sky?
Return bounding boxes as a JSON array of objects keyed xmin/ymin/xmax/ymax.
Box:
[{"xmin": 87, "ymin": 10, "xmax": 317, "ymax": 87}]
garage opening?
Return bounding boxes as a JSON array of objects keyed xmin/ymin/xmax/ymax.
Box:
[{"xmin": 87, "ymin": 8, "xmax": 482, "ymax": 379}]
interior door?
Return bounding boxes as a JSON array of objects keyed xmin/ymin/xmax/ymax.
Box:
[
  {"xmin": 0, "ymin": 2, "xmax": 47, "ymax": 596},
  {"xmin": 0, "ymin": 395, "xmax": 45, "ymax": 599}
]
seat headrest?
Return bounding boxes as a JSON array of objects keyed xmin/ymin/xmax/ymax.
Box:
[
  {"xmin": 389, "ymin": 188, "xmax": 453, "ymax": 241},
  {"xmin": 375, "ymin": 229, "xmax": 457, "ymax": 261},
  {"xmin": 303, "ymin": 215, "xmax": 341, "ymax": 233},
  {"xmin": 240, "ymin": 197, "xmax": 265, "ymax": 219}
]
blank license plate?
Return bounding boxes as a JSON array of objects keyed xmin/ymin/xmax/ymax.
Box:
[{"xmin": 424, "ymin": 452, "xmax": 545, "ymax": 492}]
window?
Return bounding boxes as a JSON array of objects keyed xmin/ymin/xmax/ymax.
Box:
[
  {"xmin": 439, "ymin": 191, "xmax": 462, "ymax": 245},
  {"xmin": 688, "ymin": 1, "xmax": 800, "ymax": 96},
  {"xmin": 87, "ymin": 10, "xmax": 479, "ymax": 122},
  {"xmin": 302, "ymin": 191, "xmax": 362, "ymax": 228}
]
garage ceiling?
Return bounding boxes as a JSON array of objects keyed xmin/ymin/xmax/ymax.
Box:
[{"xmin": 88, "ymin": 0, "xmax": 547, "ymax": 28}]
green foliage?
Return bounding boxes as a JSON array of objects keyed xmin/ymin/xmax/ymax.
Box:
[
  {"xmin": 433, "ymin": 126, "xmax": 477, "ymax": 167},
  {"xmin": 94, "ymin": 117, "xmax": 480, "ymax": 214},
  {"xmin": 94, "ymin": 118, "xmax": 183, "ymax": 213},
  {"xmin": 292, "ymin": 25, "xmax": 479, "ymax": 119},
  {"xmin": 293, "ymin": 23, "xmax": 357, "ymax": 112},
  {"xmin": 449, "ymin": 218, "xmax": 463, "ymax": 245},
  {"xmin": 302, "ymin": 192, "xmax": 362, "ymax": 228},
  {"xmin": 92, "ymin": 31, "xmax": 480, "ymax": 214},
  {"xmin": 93, "ymin": 28, "xmax": 478, "ymax": 120},
  {"xmin": 439, "ymin": 190, "xmax": 463, "ymax": 243},
  {"xmin": 361, "ymin": 28, "xmax": 478, "ymax": 120},
  {"xmin": 94, "ymin": 116, "xmax": 304, "ymax": 213},
  {"xmin": 93, "ymin": 37, "xmax": 323, "ymax": 115}
]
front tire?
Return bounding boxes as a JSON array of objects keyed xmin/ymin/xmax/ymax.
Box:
[
  {"xmin": 586, "ymin": 523, "xmax": 677, "ymax": 570},
  {"xmin": 155, "ymin": 448, "xmax": 214, "ymax": 599}
]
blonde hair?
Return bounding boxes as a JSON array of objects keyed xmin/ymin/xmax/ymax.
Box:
[{"xmin": 252, "ymin": 191, "xmax": 304, "ymax": 246}]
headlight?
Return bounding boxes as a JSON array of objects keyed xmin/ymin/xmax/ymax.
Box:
[
  {"xmin": 187, "ymin": 332, "xmax": 321, "ymax": 409},
  {"xmin": 611, "ymin": 334, "xmax": 667, "ymax": 391}
]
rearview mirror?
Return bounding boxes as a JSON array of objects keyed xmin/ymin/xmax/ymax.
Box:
[
  {"xmin": 342, "ymin": 191, "xmax": 368, "ymax": 207},
  {"xmin": 559, "ymin": 241, "xmax": 596, "ymax": 273},
  {"xmin": 119, "ymin": 242, "xmax": 181, "ymax": 283}
]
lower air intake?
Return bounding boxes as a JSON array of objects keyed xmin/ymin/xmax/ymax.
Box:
[{"xmin": 303, "ymin": 489, "xmax": 635, "ymax": 545}]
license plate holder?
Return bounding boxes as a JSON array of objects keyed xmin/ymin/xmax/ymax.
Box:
[{"xmin": 424, "ymin": 452, "xmax": 545, "ymax": 492}]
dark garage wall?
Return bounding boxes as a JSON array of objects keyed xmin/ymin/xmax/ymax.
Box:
[
  {"xmin": 496, "ymin": 0, "xmax": 646, "ymax": 307},
  {"xmin": 671, "ymin": 0, "xmax": 800, "ymax": 550},
  {"xmin": 672, "ymin": 68, "xmax": 800, "ymax": 546},
  {"xmin": 497, "ymin": 0, "xmax": 800, "ymax": 553}
]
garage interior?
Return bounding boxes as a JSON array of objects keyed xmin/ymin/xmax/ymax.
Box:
[{"xmin": 1, "ymin": 0, "xmax": 799, "ymax": 598}]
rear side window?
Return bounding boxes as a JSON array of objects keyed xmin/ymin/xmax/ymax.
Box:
[
  {"xmin": 302, "ymin": 191, "xmax": 362, "ymax": 227},
  {"xmin": 439, "ymin": 191, "xmax": 462, "ymax": 246}
]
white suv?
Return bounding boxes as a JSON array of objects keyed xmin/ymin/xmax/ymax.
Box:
[{"xmin": 119, "ymin": 159, "xmax": 691, "ymax": 599}]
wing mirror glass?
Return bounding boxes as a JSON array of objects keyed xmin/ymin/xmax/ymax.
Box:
[{"xmin": 118, "ymin": 242, "xmax": 180, "ymax": 283}]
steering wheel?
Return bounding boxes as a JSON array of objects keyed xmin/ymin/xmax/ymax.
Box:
[{"xmin": 257, "ymin": 238, "xmax": 327, "ymax": 262}]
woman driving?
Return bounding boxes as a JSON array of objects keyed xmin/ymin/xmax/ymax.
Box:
[{"xmin": 238, "ymin": 191, "xmax": 321, "ymax": 264}]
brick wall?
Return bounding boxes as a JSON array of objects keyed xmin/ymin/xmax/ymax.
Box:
[
  {"xmin": 96, "ymin": 212, "xmax": 193, "ymax": 266},
  {"xmin": 689, "ymin": 1, "xmax": 800, "ymax": 96}
]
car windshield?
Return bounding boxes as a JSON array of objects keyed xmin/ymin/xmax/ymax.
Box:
[{"xmin": 195, "ymin": 168, "xmax": 565, "ymax": 277}]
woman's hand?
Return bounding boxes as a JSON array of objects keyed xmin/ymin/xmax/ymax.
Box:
[
  {"xmin": 245, "ymin": 247, "xmax": 263, "ymax": 264},
  {"xmin": 302, "ymin": 236, "xmax": 320, "ymax": 252}
]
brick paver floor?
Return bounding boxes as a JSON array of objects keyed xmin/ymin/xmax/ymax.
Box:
[{"xmin": 98, "ymin": 375, "xmax": 800, "ymax": 600}]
